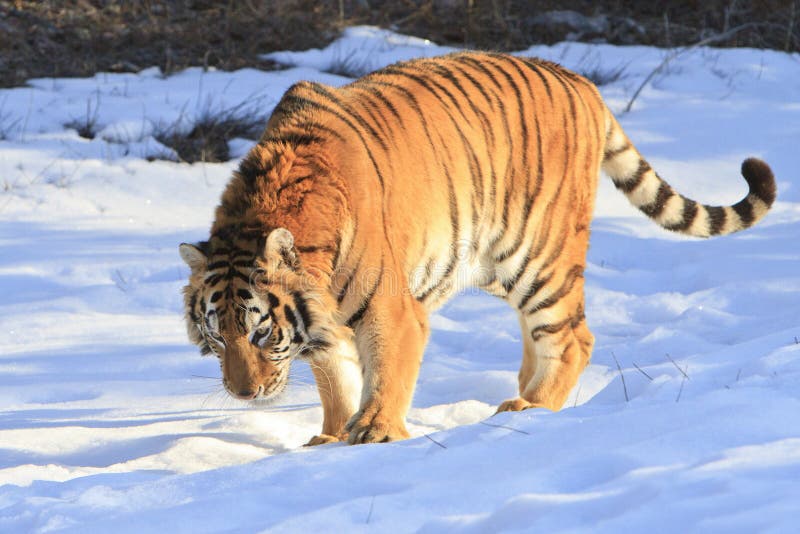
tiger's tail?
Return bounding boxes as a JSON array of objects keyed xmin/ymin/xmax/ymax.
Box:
[{"xmin": 601, "ymin": 109, "xmax": 776, "ymax": 237}]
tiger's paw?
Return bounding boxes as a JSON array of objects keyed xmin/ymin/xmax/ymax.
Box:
[
  {"xmin": 495, "ymin": 398, "xmax": 546, "ymax": 414},
  {"xmin": 304, "ymin": 434, "xmax": 342, "ymax": 447},
  {"xmin": 345, "ymin": 408, "xmax": 409, "ymax": 444}
]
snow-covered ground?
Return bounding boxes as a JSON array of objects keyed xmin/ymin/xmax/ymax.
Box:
[{"xmin": 1, "ymin": 26, "xmax": 799, "ymax": 532}]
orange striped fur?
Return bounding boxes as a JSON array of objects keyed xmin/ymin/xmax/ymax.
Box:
[{"xmin": 180, "ymin": 52, "xmax": 776, "ymax": 445}]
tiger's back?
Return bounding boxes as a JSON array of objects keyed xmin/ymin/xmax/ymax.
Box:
[{"xmin": 182, "ymin": 51, "xmax": 776, "ymax": 445}]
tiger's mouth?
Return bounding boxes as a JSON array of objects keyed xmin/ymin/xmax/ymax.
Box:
[{"xmin": 222, "ymin": 364, "xmax": 290, "ymax": 403}]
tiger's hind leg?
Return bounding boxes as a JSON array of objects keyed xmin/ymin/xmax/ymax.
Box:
[{"xmin": 496, "ymin": 273, "xmax": 594, "ymax": 414}]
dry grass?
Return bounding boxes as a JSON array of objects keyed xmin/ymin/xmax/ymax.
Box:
[
  {"xmin": 152, "ymin": 100, "xmax": 270, "ymax": 163},
  {"xmin": 1, "ymin": 1, "xmax": 798, "ymax": 90}
]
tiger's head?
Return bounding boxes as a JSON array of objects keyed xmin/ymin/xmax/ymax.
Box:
[{"xmin": 179, "ymin": 227, "xmax": 334, "ymax": 402}]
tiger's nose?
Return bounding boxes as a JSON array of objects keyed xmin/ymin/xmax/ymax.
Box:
[{"xmin": 235, "ymin": 386, "xmax": 263, "ymax": 399}]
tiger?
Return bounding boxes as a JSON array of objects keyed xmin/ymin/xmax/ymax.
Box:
[{"xmin": 179, "ymin": 51, "xmax": 776, "ymax": 446}]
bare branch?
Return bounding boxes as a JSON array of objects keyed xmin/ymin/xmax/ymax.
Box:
[
  {"xmin": 632, "ymin": 362, "xmax": 654, "ymax": 381},
  {"xmin": 624, "ymin": 23, "xmax": 759, "ymax": 113},
  {"xmin": 611, "ymin": 351, "xmax": 629, "ymax": 402},
  {"xmin": 665, "ymin": 353, "xmax": 690, "ymax": 380},
  {"xmin": 479, "ymin": 420, "xmax": 530, "ymax": 435}
]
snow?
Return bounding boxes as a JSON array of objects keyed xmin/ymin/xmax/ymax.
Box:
[{"xmin": 1, "ymin": 26, "xmax": 800, "ymax": 532}]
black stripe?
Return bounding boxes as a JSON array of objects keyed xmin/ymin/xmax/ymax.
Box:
[
  {"xmin": 284, "ymin": 304, "xmax": 299, "ymax": 330},
  {"xmin": 210, "ymin": 291, "xmax": 223, "ymax": 303},
  {"xmin": 455, "ymin": 54, "xmax": 504, "ymax": 94},
  {"xmin": 267, "ymin": 292, "xmax": 279, "ymax": 309},
  {"xmin": 237, "ymin": 288, "xmax": 253, "ymax": 300},
  {"xmin": 493, "ymin": 57, "xmax": 547, "ymax": 263},
  {"xmin": 640, "ymin": 182, "xmax": 675, "ymax": 218},
  {"xmin": 387, "ymin": 64, "xmax": 472, "ymax": 126},
  {"xmin": 518, "ymin": 58, "xmax": 553, "ymax": 101},
  {"xmin": 204, "ymin": 273, "xmax": 223, "ymax": 286},
  {"xmin": 447, "ymin": 62, "xmax": 501, "ymax": 233},
  {"xmin": 413, "ymin": 257, "xmax": 437, "ymax": 298},
  {"xmin": 362, "ymin": 80, "xmax": 438, "ymax": 159},
  {"xmin": 663, "ymin": 199, "xmax": 699, "ymax": 232},
  {"xmin": 453, "ymin": 57, "xmax": 507, "ymax": 237},
  {"xmin": 297, "ymin": 120, "xmax": 346, "ymax": 143},
  {"xmin": 530, "ymin": 316, "xmax": 572, "ymax": 341},
  {"xmin": 518, "ymin": 272, "xmax": 553, "ymax": 311},
  {"xmin": 251, "ymin": 329, "xmax": 269, "ymax": 347},
  {"xmin": 292, "ymin": 292, "xmax": 313, "ymax": 331},
  {"xmin": 336, "ymin": 247, "xmax": 364, "ymax": 303},
  {"xmin": 262, "ymin": 132, "xmax": 325, "ymax": 146},
  {"xmin": 616, "ymin": 160, "xmax": 651, "ymax": 193},
  {"xmin": 557, "ymin": 338, "xmax": 577, "ymax": 362},
  {"xmin": 732, "ymin": 199, "xmax": 754, "ymax": 227},
  {"xmin": 356, "ymin": 84, "xmax": 405, "ymax": 128},
  {"xmin": 604, "ymin": 143, "xmax": 631, "ymax": 160},
  {"xmin": 707, "ymin": 206, "xmax": 727, "ymax": 234},
  {"xmin": 296, "ymin": 245, "xmax": 335, "ymax": 254},
  {"xmin": 488, "ymin": 56, "xmax": 544, "ymax": 259},
  {"xmin": 377, "ymin": 67, "xmax": 482, "ymax": 215},
  {"xmin": 303, "ymin": 83, "xmax": 390, "ymax": 153},
  {"xmin": 281, "ymin": 94, "xmax": 388, "ymax": 189},
  {"xmin": 538, "ymin": 61, "xmax": 578, "ymax": 148},
  {"xmin": 345, "ymin": 262, "xmax": 383, "ymax": 328},
  {"xmin": 207, "ymin": 260, "xmax": 228, "ymax": 271},
  {"xmin": 484, "ymin": 55, "xmax": 529, "ymax": 174},
  {"xmin": 362, "ymin": 75, "xmax": 467, "ymax": 301},
  {"xmin": 188, "ymin": 293, "xmax": 199, "ymax": 322},
  {"xmin": 458, "ymin": 56, "xmax": 513, "ymax": 245},
  {"xmin": 418, "ymin": 149, "xmax": 460, "ymax": 303},
  {"xmin": 349, "ymin": 88, "xmax": 394, "ymax": 146},
  {"xmin": 231, "ymin": 270, "xmax": 251, "ymax": 283},
  {"xmin": 526, "ymin": 265, "xmax": 584, "ymax": 314},
  {"xmin": 425, "ymin": 61, "xmax": 490, "ymax": 204},
  {"xmin": 448, "ymin": 60, "xmax": 497, "ymax": 113},
  {"xmin": 502, "ymin": 252, "xmax": 533, "ymax": 294}
]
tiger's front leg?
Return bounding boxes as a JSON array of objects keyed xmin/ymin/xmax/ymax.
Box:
[
  {"xmin": 304, "ymin": 336, "xmax": 362, "ymax": 446},
  {"xmin": 345, "ymin": 292, "xmax": 430, "ymax": 444}
]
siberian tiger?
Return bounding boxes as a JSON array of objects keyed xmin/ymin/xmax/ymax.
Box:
[{"xmin": 180, "ymin": 51, "xmax": 776, "ymax": 445}]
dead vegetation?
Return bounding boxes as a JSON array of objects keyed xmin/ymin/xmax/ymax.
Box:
[
  {"xmin": 1, "ymin": 1, "xmax": 798, "ymax": 90},
  {"xmin": 3, "ymin": 1, "xmax": 797, "ymax": 163},
  {"xmin": 151, "ymin": 100, "xmax": 271, "ymax": 163}
]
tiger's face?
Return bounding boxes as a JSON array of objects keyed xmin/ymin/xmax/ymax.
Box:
[{"xmin": 180, "ymin": 228, "xmax": 328, "ymax": 402}]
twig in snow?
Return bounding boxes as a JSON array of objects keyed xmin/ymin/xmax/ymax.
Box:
[
  {"xmin": 573, "ymin": 382, "xmax": 582, "ymax": 408},
  {"xmin": 479, "ymin": 421, "xmax": 530, "ymax": 435},
  {"xmin": 611, "ymin": 352, "xmax": 629, "ymax": 402},
  {"xmin": 366, "ymin": 495, "xmax": 375, "ymax": 524},
  {"xmin": 632, "ymin": 362, "xmax": 654, "ymax": 381},
  {"xmin": 725, "ymin": 368, "xmax": 742, "ymax": 390},
  {"xmin": 64, "ymin": 92, "xmax": 101, "ymax": 139},
  {"xmin": 665, "ymin": 353, "xmax": 690, "ymax": 380},
  {"xmin": 112, "ymin": 269, "xmax": 129, "ymax": 292},
  {"xmin": 676, "ymin": 366, "xmax": 688, "ymax": 402},
  {"xmin": 623, "ymin": 23, "xmax": 758, "ymax": 113},
  {"xmin": 424, "ymin": 433, "xmax": 447, "ymax": 449}
]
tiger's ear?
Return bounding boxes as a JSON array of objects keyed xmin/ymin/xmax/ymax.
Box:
[
  {"xmin": 262, "ymin": 228, "xmax": 299, "ymax": 269},
  {"xmin": 179, "ymin": 242, "xmax": 208, "ymax": 274}
]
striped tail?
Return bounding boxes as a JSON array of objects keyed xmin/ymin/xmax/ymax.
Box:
[{"xmin": 601, "ymin": 110, "xmax": 776, "ymax": 237}]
